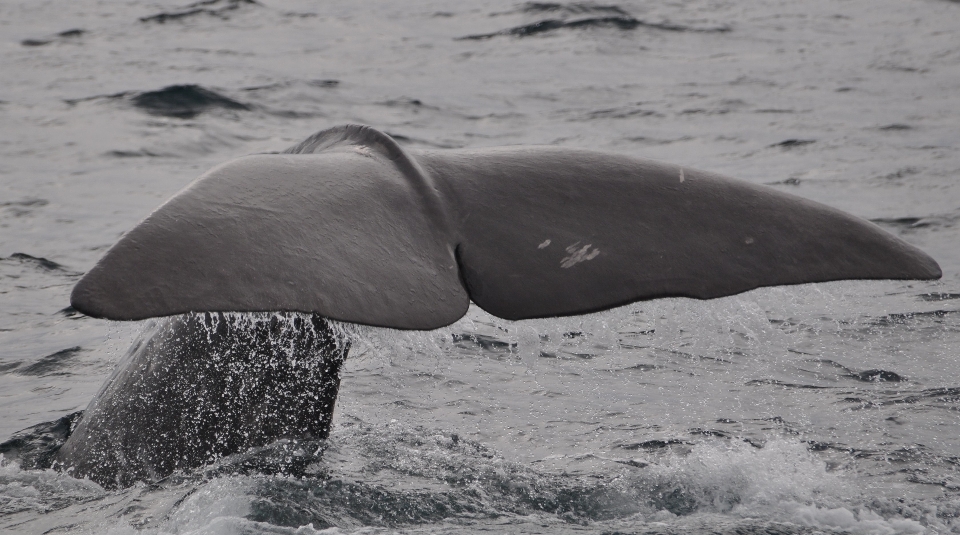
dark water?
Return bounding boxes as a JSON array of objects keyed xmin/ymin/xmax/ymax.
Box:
[{"xmin": 1, "ymin": 0, "xmax": 959, "ymax": 533}]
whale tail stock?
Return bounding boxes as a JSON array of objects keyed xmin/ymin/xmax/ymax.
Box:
[{"xmin": 70, "ymin": 124, "xmax": 941, "ymax": 328}]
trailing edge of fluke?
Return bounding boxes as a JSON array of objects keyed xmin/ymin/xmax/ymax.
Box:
[{"xmin": 71, "ymin": 125, "xmax": 941, "ymax": 329}]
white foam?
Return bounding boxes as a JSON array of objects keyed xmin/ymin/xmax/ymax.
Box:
[
  {"xmin": 161, "ymin": 476, "xmax": 253, "ymax": 534},
  {"xmin": 639, "ymin": 439, "xmax": 926, "ymax": 534},
  {"xmin": 0, "ymin": 454, "xmax": 104, "ymax": 514},
  {"xmin": 774, "ymin": 502, "xmax": 924, "ymax": 535}
]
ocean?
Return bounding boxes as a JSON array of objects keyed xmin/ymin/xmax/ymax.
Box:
[{"xmin": 1, "ymin": 0, "xmax": 959, "ymax": 533}]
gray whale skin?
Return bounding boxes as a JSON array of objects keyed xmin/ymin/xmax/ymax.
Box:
[{"xmin": 58, "ymin": 124, "xmax": 941, "ymax": 487}]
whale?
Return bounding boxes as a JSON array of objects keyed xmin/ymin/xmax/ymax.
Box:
[
  {"xmin": 56, "ymin": 124, "xmax": 941, "ymax": 487},
  {"xmin": 54, "ymin": 312, "xmax": 347, "ymax": 488}
]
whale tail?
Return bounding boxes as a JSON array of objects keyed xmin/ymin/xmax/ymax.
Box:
[{"xmin": 70, "ymin": 125, "xmax": 941, "ymax": 328}]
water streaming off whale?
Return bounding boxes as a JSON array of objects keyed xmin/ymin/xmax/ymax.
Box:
[{"xmin": 1, "ymin": 0, "xmax": 959, "ymax": 533}]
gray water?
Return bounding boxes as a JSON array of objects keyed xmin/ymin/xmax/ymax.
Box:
[{"xmin": 2, "ymin": 0, "xmax": 959, "ymax": 533}]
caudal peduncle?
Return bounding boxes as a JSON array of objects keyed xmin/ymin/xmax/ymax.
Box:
[{"xmin": 55, "ymin": 312, "xmax": 350, "ymax": 488}]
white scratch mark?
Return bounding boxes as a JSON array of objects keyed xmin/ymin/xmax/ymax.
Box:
[
  {"xmin": 679, "ymin": 168, "xmax": 685, "ymax": 183},
  {"xmin": 561, "ymin": 243, "xmax": 600, "ymax": 268},
  {"xmin": 538, "ymin": 239, "xmax": 551, "ymax": 249},
  {"xmin": 353, "ymin": 145, "xmax": 373, "ymax": 157}
]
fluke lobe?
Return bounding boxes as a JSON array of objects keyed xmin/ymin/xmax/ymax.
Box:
[{"xmin": 58, "ymin": 124, "xmax": 941, "ymax": 487}]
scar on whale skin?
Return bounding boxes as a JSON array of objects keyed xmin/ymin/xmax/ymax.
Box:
[
  {"xmin": 560, "ymin": 243, "xmax": 600, "ymax": 269},
  {"xmin": 57, "ymin": 124, "xmax": 941, "ymax": 487}
]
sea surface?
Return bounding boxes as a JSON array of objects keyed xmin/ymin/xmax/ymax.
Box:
[{"xmin": 2, "ymin": 0, "xmax": 960, "ymax": 533}]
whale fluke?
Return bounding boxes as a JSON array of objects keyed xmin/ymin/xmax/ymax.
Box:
[
  {"xmin": 58, "ymin": 125, "xmax": 942, "ymax": 488},
  {"xmin": 71, "ymin": 124, "xmax": 941, "ymax": 328}
]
